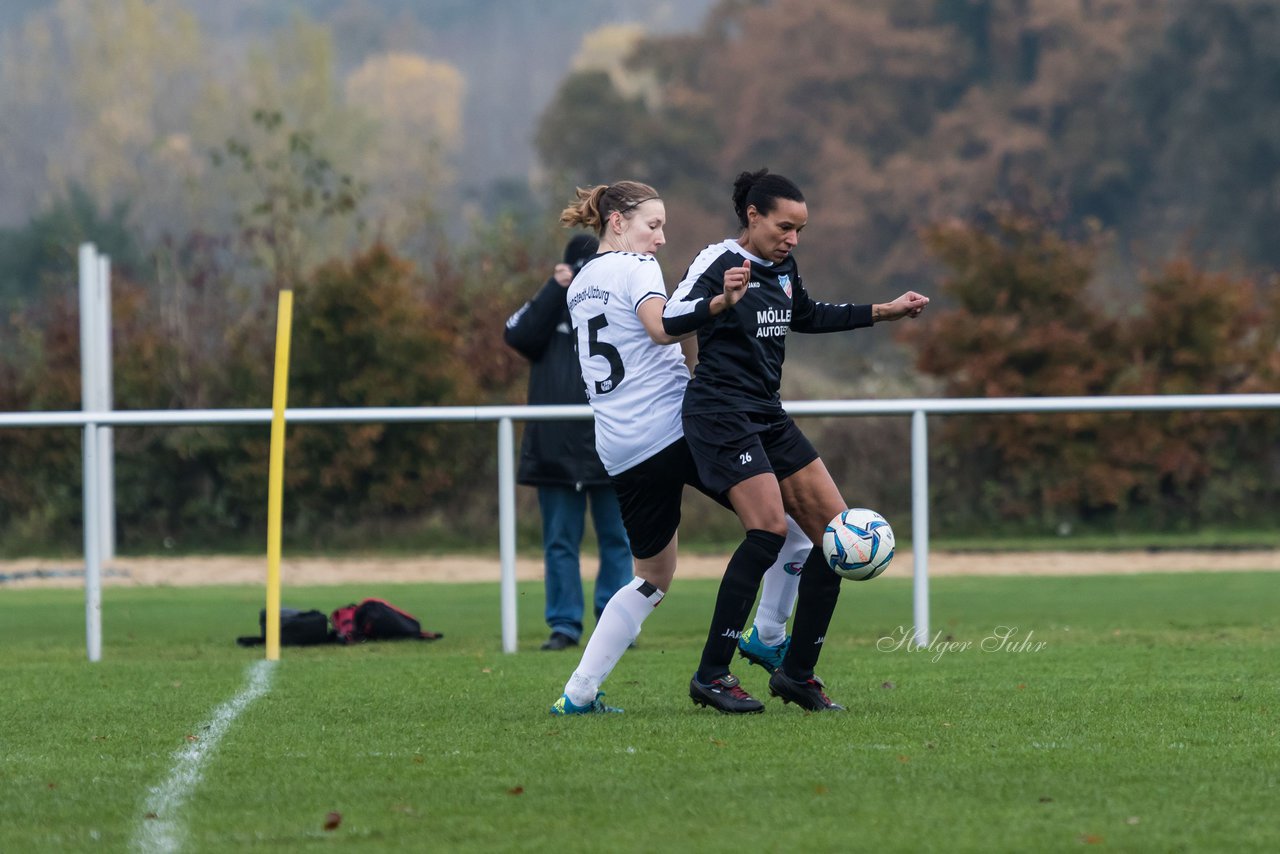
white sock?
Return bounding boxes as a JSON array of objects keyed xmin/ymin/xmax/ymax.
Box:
[
  {"xmin": 564, "ymin": 577, "xmax": 664, "ymax": 706},
  {"xmin": 752, "ymin": 515, "xmax": 809, "ymax": 646}
]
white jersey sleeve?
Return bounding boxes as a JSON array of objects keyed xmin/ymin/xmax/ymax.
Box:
[{"xmin": 566, "ymin": 252, "xmax": 689, "ymax": 475}]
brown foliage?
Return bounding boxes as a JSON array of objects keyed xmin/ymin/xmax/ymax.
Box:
[
  {"xmin": 542, "ymin": 0, "xmax": 1167, "ymax": 302},
  {"xmin": 284, "ymin": 244, "xmax": 472, "ymax": 525},
  {"xmin": 913, "ymin": 204, "xmax": 1280, "ymax": 530}
]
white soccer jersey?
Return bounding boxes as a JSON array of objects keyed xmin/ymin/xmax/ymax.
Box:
[{"xmin": 566, "ymin": 251, "xmax": 689, "ymax": 475}]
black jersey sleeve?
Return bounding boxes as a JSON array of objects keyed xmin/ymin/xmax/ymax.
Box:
[
  {"xmin": 504, "ymin": 277, "xmax": 564, "ymax": 359},
  {"xmin": 662, "ymin": 244, "xmax": 729, "ymax": 337},
  {"xmin": 790, "ymin": 276, "xmax": 874, "ymax": 333},
  {"xmin": 661, "ymin": 295, "xmax": 712, "ymax": 337}
]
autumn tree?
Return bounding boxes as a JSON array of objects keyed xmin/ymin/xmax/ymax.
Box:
[
  {"xmin": 912, "ymin": 202, "xmax": 1123, "ymax": 526},
  {"xmin": 0, "ymin": 185, "xmax": 142, "ymax": 309},
  {"xmin": 1107, "ymin": 259, "xmax": 1279, "ymax": 527},
  {"xmin": 0, "ymin": 0, "xmax": 205, "ymax": 229},
  {"xmin": 915, "ymin": 203, "xmax": 1280, "ymax": 532},
  {"xmin": 0, "ymin": 3, "xmax": 468, "ymax": 271},
  {"xmin": 0, "ymin": 294, "xmax": 82, "ymax": 549},
  {"xmin": 536, "ymin": 0, "xmax": 1280, "ymax": 316},
  {"xmin": 210, "ymin": 107, "xmax": 364, "ymax": 293},
  {"xmin": 342, "ymin": 50, "xmax": 465, "ymax": 255}
]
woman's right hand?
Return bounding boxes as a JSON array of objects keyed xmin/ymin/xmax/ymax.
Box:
[
  {"xmin": 553, "ymin": 263, "xmax": 574, "ymax": 287},
  {"xmin": 723, "ymin": 260, "xmax": 751, "ymax": 307}
]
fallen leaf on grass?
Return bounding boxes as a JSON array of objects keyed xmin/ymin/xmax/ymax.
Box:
[
  {"xmin": 323, "ymin": 812, "xmax": 342, "ymax": 831},
  {"xmin": 1079, "ymin": 833, "xmax": 1104, "ymax": 844},
  {"xmin": 184, "ymin": 734, "xmax": 198, "ymax": 742},
  {"xmin": 813, "ymin": 785, "xmax": 828, "ymax": 795},
  {"xmin": 1039, "ymin": 796, "xmax": 1054, "ymax": 803},
  {"xmin": 144, "ymin": 812, "xmax": 157, "ymax": 820},
  {"xmin": 709, "ymin": 737, "xmax": 726, "ymax": 748},
  {"xmin": 508, "ymin": 786, "xmax": 524, "ymax": 796},
  {"xmin": 897, "ymin": 755, "xmax": 910, "ymax": 763}
]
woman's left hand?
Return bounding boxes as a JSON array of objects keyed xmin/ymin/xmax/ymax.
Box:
[{"xmin": 874, "ymin": 291, "xmax": 930, "ymax": 322}]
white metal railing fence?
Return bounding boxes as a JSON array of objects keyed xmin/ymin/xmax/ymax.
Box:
[{"xmin": 4, "ymin": 393, "xmax": 1280, "ymax": 661}]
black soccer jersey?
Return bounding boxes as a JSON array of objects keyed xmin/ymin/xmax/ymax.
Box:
[{"xmin": 662, "ymin": 239, "xmax": 874, "ymax": 415}]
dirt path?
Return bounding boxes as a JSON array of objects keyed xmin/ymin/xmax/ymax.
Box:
[{"xmin": 2, "ymin": 549, "xmax": 1277, "ymax": 589}]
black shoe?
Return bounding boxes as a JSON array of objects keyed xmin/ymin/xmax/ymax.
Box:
[
  {"xmin": 689, "ymin": 672, "xmax": 764, "ymax": 714},
  {"xmin": 768, "ymin": 670, "xmax": 846, "ymax": 712},
  {"xmin": 540, "ymin": 631, "xmax": 578, "ymax": 651}
]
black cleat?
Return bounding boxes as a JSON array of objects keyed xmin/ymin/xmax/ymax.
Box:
[
  {"xmin": 689, "ymin": 672, "xmax": 765, "ymax": 714},
  {"xmin": 540, "ymin": 631, "xmax": 578, "ymax": 651},
  {"xmin": 768, "ymin": 670, "xmax": 847, "ymax": 712}
]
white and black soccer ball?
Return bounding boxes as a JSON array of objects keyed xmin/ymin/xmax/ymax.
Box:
[{"xmin": 822, "ymin": 508, "xmax": 895, "ymax": 581}]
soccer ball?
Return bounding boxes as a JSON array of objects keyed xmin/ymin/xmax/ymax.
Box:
[{"xmin": 822, "ymin": 508, "xmax": 895, "ymax": 581}]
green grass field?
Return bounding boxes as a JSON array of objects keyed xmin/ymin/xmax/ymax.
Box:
[{"xmin": 2, "ymin": 571, "xmax": 1277, "ymax": 852}]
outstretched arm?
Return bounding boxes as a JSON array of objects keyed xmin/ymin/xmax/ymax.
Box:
[
  {"xmin": 871, "ymin": 291, "xmax": 930, "ymax": 322},
  {"xmin": 792, "ymin": 284, "xmax": 929, "ymax": 333}
]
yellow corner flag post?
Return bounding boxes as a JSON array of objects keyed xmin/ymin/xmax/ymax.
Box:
[{"xmin": 265, "ymin": 289, "xmax": 294, "ymax": 661}]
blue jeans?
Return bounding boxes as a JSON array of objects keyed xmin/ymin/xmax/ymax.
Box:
[{"xmin": 538, "ymin": 485, "xmax": 633, "ymax": 641}]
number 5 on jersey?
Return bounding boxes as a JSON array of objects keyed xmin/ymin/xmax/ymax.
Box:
[{"xmin": 575, "ymin": 314, "xmax": 626, "ymax": 394}]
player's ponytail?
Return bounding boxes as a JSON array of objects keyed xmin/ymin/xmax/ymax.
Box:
[
  {"xmin": 560, "ymin": 181, "xmax": 660, "ymax": 236},
  {"xmin": 732, "ymin": 168, "xmax": 804, "ymax": 228},
  {"xmin": 559, "ymin": 184, "xmax": 610, "ymax": 232}
]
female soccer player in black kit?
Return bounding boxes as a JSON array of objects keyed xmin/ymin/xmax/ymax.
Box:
[{"xmin": 663, "ymin": 169, "xmax": 929, "ymax": 712}]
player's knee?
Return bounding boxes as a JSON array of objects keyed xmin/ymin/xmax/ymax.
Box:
[
  {"xmin": 744, "ymin": 528, "xmax": 787, "ymax": 562},
  {"xmin": 745, "ymin": 514, "xmax": 787, "ymax": 541}
]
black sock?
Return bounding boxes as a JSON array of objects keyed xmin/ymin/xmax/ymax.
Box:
[
  {"xmin": 696, "ymin": 529, "xmax": 785, "ymax": 682},
  {"xmin": 782, "ymin": 544, "xmax": 843, "ymax": 681}
]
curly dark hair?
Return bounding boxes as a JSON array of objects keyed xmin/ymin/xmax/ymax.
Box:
[{"xmin": 731, "ymin": 168, "xmax": 804, "ymax": 228}]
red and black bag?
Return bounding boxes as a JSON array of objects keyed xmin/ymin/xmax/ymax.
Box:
[{"xmin": 331, "ymin": 598, "xmax": 443, "ymax": 644}]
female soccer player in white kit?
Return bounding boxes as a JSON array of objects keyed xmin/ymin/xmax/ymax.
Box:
[{"xmin": 550, "ymin": 180, "xmax": 809, "ymax": 715}]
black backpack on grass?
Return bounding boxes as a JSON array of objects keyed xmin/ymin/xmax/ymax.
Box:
[{"xmin": 236, "ymin": 608, "xmax": 332, "ymax": 647}]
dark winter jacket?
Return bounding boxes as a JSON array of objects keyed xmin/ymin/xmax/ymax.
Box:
[{"xmin": 504, "ymin": 276, "xmax": 611, "ymax": 489}]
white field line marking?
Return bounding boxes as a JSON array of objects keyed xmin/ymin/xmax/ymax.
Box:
[{"xmin": 133, "ymin": 660, "xmax": 275, "ymax": 854}]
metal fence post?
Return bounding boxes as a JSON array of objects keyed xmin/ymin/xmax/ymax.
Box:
[
  {"xmin": 498, "ymin": 417, "xmax": 518, "ymax": 653},
  {"xmin": 96, "ymin": 253, "xmax": 115, "ymax": 562},
  {"xmin": 78, "ymin": 244, "xmax": 105, "ymax": 661},
  {"xmin": 83, "ymin": 422, "xmax": 102, "ymax": 662},
  {"xmin": 911, "ymin": 409, "xmax": 930, "ymax": 648}
]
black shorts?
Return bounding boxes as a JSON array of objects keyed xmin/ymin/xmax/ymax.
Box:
[
  {"xmin": 682, "ymin": 408, "xmax": 819, "ymax": 497},
  {"xmin": 610, "ymin": 438, "xmax": 727, "ymax": 560}
]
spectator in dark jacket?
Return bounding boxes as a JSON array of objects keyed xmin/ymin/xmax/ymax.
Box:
[{"xmin": 504, "ymin": 234, "xmax": 633, "ymax": 650}]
